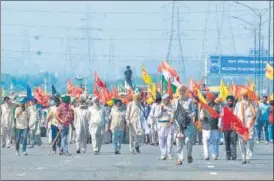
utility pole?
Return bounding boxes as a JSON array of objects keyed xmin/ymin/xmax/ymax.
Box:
[
  {"xmin": 267, "ymin": 1, "xmax": 272, "ymax": 95},
  {"xmin": 166, "ymin": 0, "xmax": 186, "ymax": 82}
]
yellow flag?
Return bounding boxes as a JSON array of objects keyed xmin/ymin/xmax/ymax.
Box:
[
  {"xmin": 141, "ymin": 65, "xmax": 153, "ymax": 85},
  {"xmin": 269, "ymin": 93, "xmax": 274, "ymax": 101},
  {"xmin": 219, "ymin": 80, "xmax": 229, "ymax": 101},
  {"xmin": 148, "ymin": 83, "xmax": 156, "ymax": 100},
  {"xmin": 265, "ymin": 63, "xmax": 273, "ymax": 80},
  {"xmin": 1, "ymin": 88, "xmax": 5, "ymax": 98},
  {"xmin": 196, "ymin": 88, "xmax": 206, "ymax": 104},
  {"xmin": 248, "ymin": 77, "xmax": 256, "ymax": 91}
]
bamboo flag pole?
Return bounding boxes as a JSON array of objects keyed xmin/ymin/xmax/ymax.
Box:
[{"xmin": 48, "ymin": 130, "xmax": 61, "ymax": 156}]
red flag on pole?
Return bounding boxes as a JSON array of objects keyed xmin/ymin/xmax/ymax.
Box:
[{"xmin": 94, "ymin": 72, "xmax": 106, "ymax": 88}]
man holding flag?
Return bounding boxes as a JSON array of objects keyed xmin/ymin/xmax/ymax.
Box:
[{"xmin": 234, "ymin": 91, "xmax": 258, "ymax": 164}]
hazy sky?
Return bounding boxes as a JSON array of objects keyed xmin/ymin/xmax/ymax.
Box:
[{"xmin": 1, "ymin": 1, "xmax": 273, "ymax": 81}]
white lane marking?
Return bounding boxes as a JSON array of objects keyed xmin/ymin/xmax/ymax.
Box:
[
  {"xmin": 64, "ymin": 160, "xmax": 71, "ymax": 162},
  {"xmin": 16, "ymin": 173, "xmax": 26, "ymax": 177},
  {"xmin": 210, "ymin": 172, "xmax": 218, "ymax": 175},
  {"xmin": 207, "ymin": 165, "xmax": 215, "ymax": 168},
  {"xmin": 36, "ymin": 167, "xmax": 44, "ymax": 170}
]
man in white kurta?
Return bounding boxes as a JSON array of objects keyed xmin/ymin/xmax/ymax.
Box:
[
  {"xmin": 173, "ymin": 85, "xmax": 195, "ymax": 165},
  {"xmin": 155, "ymin": 94, "xmax": 174, "ymax": 160},
  {"xmin": 234, "ymin": 91, "xmax": 258, "ymax": 164},
  {"xmin": 74, "ymin": 96, "xmax": 89, "ymax": 154},
  {"xmin": 125, "ymin": 91, "xmax": 145, "ymax": 154},
  {"xmin": 88, "ymin": 96, "xmax": 105, "ymax": 155},
  {"xmin": 1, "ymin": 97, "xmax": 17, "ymax": 148},
  {"xmin": 28, "ymin": 99, "xmax": 40, "ymax": 148},
  {"xmin": 148, "ymin": 94, "xmax": 162, "ymax": 146}
]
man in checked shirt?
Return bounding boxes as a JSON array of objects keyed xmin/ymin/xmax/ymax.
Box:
[{"xmin": 56, "ymin": 95, "xmax": 74, "ymax": 156}]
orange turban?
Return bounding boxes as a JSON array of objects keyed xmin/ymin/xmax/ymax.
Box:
[{"xmin": 206, "ymin": 92, "xmax": 215, "ymax": 101}]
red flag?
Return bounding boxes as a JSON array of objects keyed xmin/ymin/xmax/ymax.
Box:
[
  {"xmin": 94, "ymin": 72, "xmax": 106, "ymax": 88},
  {"xmin": 111, "ymin": 86, "xmax": 119, "ymax": 99},
  {"xmin": 67, "ymin": 80, "xmax": 84, "ymax": 98},
  {"xmin": 167, "ymin": 78, "xmax": 173, "ymax": 99},
  {"xmin": 34, "ymin": 88, "xmax": 50, "ymax": 107},
  {"xmin": 199, "ymin": 101, "xmax": 219, "ymax": 119},
  {"xmin": 121, "ymin": 89, "xmax": 133, "ymax": 105},
  {"xmin": 223, "ymin": 107, "xmax": 249, "ymax": 141}
]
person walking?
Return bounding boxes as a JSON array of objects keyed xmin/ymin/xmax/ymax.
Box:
[
  {"xmin": 234, "ymin": 91, "xmax": 258, "ymax": 164},
  {"xmin": 56, "ymin": 96, "xmax": 74, "ymax": 156},
  {"xmin": 74, "ymin": 96, "xmax": 89, "ymax": 154},
  {"xmin": 15, "ymin": 98, "xmax": 30, "ymax": 156},
  {"xmin": 155, "ymin": 94, "xmax": 174, "ymax": 160},
  {"xmin": 219, "ymin": 95, "xmax": 238, "ymax": 160},
  {"xmin": 109, "ymin": 99, "xmax": 126, "ymax": 154}
]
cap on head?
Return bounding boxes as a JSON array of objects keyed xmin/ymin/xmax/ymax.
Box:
[{"xmin": 114, "ymin": 99, "xmax": 122, "ymax": 105}]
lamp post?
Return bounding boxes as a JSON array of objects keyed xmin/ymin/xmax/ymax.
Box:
[
  {"xmin": 231, "ymin": 16, "xmax": 257, "ymax": 89},
  {"xmin": 233, "ymin": 1, "xmax": 267, "ymax": 95}
]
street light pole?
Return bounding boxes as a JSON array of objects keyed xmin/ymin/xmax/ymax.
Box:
[{"xmin": 267, "ymin": 1, "xmax": 272, "ymax": 95}]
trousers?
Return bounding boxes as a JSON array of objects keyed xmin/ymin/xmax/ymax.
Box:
[
  {"xmin": 89, "ymin": 125, "xmax": 103, "ymax": 152},
  {"xmin": 1, "ymin": 126, "xmax": 12, "ymax": 147},
  {"xmin": 223, "ymin": 130, "xmax": 237, "ymax": 159},
  {"xmin": 158, "ymin": 126, "xmax": 173, "ymax": 157},
  {"xmin": 202, "ymin": 129, "xmax": 220, "ymax": 158}
]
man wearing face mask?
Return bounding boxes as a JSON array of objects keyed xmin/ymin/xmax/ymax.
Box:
[
  {"xmin": 1, "ymin": 96, "xmax": 17, "ymax": 148},
  {"xmin": 234, "ymin": 91, "xmax": 258, "ymax": 164},
  {"xmin": 88, "ymin": 96, "xmax": 106, "ymax": 155},
  {"xmin": 200, "ymin": 92, "xmax": 221, "ymax": 160},
  {"xmin": 173, "ymin": 85, "xmax": 195, "ymax": 165},
  {"xmin": 125, "ymin": 89, "xmax": 145, "ymax": 154},
  {"xmin": 219, "ymin": 95, "xmax": 237, "ymax": 160},
  {"xmin": 74, "ymin": 96, "xmax": 89, "ymax": 154}
]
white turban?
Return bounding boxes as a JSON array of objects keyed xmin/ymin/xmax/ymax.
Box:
[
  {"xmin": 162, "ymin": 94, "xmax": 170, "ymax": 100},
  {"xmin": 92, "ymin": 96, "xmax": 99, "ymax": 103}
]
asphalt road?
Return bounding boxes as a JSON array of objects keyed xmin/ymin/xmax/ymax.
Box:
[{"xmin": 1, "ymin": 139, "xmax": 273, "ymax": 180}]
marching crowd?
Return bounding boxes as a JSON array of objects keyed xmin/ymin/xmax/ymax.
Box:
[{"xmin": 1, "ymin": 84, "xmax": 273, "ymax": 165}]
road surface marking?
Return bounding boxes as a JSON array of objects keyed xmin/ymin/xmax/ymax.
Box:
[
  {"xmin": 36, "ymin": 167, "xmax": 44, "ymax": 170},
  {"xmin": 16, "ymin": 173, "xmax": 26, "ymax": 177},
  {"xmin": 210, "ymin": 172, "xmax": 218, "ymax": 175},
  {"xmin": 207, "ymin": 165, "xmax": 215, "ymax": 168}
]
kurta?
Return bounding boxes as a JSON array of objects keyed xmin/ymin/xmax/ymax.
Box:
[{"xmin": 126, "ymin": 101, "xmax": 145, "ymax": 152}]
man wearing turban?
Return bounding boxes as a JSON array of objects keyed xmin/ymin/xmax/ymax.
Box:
[
  {"xmin": 1, "ymin": 96, "xmax": 17, "ymax": 149},
  {"xmin": 172, "ymin": 85, "xmax": 195, "ymax": 165},
  {"xmin": 234, "ymin": 91, "xmax": 258, "ymax": 164},
  {"xmin": 102, "ymin": 100, "xmax": 113, "ymax": 145},
  {"xmin": 147, "ymin": 92, "xmax": 162, "ymax": 146},
  {"xmin": 88, "ymin": 96, "xmax": 106, "ymax": 155},
  {"xmin": 56, "ymin": 95, "xmax": 74, "ymax": 156},
  {"xmin": 200, "ymin": 92, "xmax": 222, "ymax": 160},
  {"xmin": 15, "ymin": 98, "xmax": 30, "ymax": 156},
  {"xmin": 74, "ymin": 96, "xmax": 89, "ymax": 154},
  {"xmin": 155, "ymin": 93, "xmax": 174, "ymax": 160},
  {"xmin": 218, "ymin": 95, "xmax": 238, "ymax": 160},
  {"xmin": 125, "ymin": 90, "xmax": 145, "ymax": 154}
]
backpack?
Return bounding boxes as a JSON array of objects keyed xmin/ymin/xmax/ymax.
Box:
[{"xmin": 174, "ymin": 101, "xmax": 191, "ymax": 132}]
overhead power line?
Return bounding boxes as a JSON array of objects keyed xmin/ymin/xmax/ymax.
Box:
[
  {"xmin": 2, "ymin": 34, "xmax": 254, "ymax": 41},
  {"xmin": 1, "ymin": 23, "xmax": 220, "ymax": 32},
  {"xmin": 1, "ymin": 8, "xmax": 251, "ymax": 15}
]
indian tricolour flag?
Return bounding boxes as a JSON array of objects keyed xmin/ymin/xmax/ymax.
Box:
[{"xmin": 158, "ymin": 61, "xmax": 182, "ymax": 93}]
